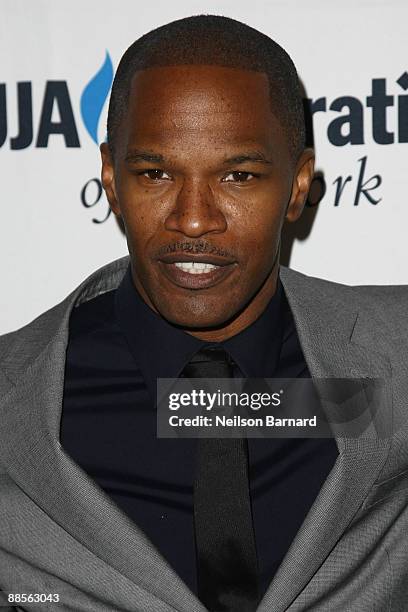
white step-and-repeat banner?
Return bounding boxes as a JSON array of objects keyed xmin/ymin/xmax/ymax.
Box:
[{"xmin": 1, "ymin": 0, "xmax": 407, "ymax": 333}]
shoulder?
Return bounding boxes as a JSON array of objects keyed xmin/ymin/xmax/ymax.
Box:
[
  {"xmin": 280, "ymin": 264, "xmax": 408, "ymax": 302},
  {"xmin": 0, "ymin": 256, "xmax": 129, "ymax": 384},
  {"xmin": 280, "ymin": 265, "xmax": 408, "ymax": 334},
  {"xmin": 350, "ymin": 282, "xmax": 408, "ymax": 314}
]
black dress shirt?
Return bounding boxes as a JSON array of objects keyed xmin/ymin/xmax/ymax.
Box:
[{"xmin": 61, "ymin": 266, "xmax": 338, "ymax": 599}]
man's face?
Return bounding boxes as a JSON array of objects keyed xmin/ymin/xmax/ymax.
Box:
[{"xmin": 101, "ymin": 65, "xmax": 314, "ymax": 339}]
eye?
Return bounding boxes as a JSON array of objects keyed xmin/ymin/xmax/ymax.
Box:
[
  {"xmin": 139, "ymin": 169, "xmax": 171, "ymax": 181},
  {"xmin": 223, "ymin": 171, "xmax": 258, "ymax": 183}
]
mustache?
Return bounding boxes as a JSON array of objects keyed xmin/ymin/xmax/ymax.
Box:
[{"xmin": 154, "ymin": 240, "xmax": 235, "ymax": 259}]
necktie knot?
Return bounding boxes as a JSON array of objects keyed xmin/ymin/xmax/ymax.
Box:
[{"xmin": 182, "ymin": 346, "xmax": 235, "ymax": 379}]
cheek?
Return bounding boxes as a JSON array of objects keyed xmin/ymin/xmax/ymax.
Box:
[
  {"xmin": 230, "ymin": 197, "xmax": 285, "ymax": 262},
  {"xmin": 117, "ymin": 191, "xmax": 166, "ymax": 255}
]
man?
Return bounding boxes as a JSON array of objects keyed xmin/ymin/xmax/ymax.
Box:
[{"xmin": 1, "ymin": 13, "xmax": 407, "ymax": 612}]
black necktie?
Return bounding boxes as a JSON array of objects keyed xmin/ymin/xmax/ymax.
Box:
[{"xmin": 181, "ymin": 346, "xmax": 259, "ymax": 612}]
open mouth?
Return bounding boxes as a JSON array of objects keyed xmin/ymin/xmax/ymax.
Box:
[{"xmin": 157, "ymin": 254, "xmax": 237, "ymax": 289}]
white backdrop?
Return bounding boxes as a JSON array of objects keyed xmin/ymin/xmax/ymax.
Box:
[{"xmin": 1, "ymin": 0, "xmax": 407, "ymax": 333}]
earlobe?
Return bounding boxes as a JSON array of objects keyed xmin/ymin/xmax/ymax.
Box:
[
  {"xmin": 285, "ymin": 148, "xmax": 315, "ymax": 223},
  {"xmin": 100, "ymin": 142, "xmax": 121, "ymax": 217}
]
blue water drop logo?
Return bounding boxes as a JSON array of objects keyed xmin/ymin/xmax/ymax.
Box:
[{"xmin": 80, "ymin": 51, "xmax": 113, "ymax": 145}]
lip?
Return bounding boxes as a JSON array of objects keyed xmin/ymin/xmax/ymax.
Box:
[{"xmin": 157, "ymin": 258, "xmax": 238, "ymax": 290}]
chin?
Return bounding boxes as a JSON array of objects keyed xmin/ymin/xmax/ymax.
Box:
[{"xmin": 160, "ymin": 299, "xmax": 242, "ymax": 331}]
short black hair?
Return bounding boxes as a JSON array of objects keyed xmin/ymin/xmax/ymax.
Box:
[{"xmin": 107, "ymin": 14, "xmax": 306, "ymax": 161}]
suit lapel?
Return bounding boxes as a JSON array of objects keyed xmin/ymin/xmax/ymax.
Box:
[
  {"xmin": 256, "ymin": 267, "xmax": 392, "ymax": 611},
  {"xmin": 0, "ymin": 257, "xmax": 206, "ymax": 612}
]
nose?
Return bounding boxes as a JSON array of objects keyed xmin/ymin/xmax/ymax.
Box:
[{"xmin": 164, "ymin": 178, "xmax": 227, "ymax": 237}]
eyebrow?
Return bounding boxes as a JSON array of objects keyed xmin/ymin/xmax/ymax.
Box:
[
  {"xmin": 223, "ymin": 151, "xmax": 273, "ymax": 166},
  {"xmin": 125, "ymin": 149, "xmax": 165, "ymax": 164}
]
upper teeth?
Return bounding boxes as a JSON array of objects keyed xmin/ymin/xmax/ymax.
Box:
[{"xmin": 174, "ymin": 262, "xmax": 219, "ymax": 274}]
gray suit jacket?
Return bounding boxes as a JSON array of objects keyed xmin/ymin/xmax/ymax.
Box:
[{"xmin": 1, "ymin": 256, "xmax": 408, "ymax": 611}]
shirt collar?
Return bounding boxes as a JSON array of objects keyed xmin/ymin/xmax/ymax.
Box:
[{"xmin": 115, "ymin": 265, "xmax": 284, "ymax": 400}]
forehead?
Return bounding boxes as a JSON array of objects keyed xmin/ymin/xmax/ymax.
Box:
[{"xmin": 119, "ymin": 65, "xmax": 287, "ymax": 156}]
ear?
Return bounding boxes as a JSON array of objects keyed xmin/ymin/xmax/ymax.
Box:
[
  {"xmin": 100, "ymin": 142, "xmax": 121, "ymax": 217},
  {"xmin": 285, "ymin": 148, "xmax": 315, "ymax": 223}
]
